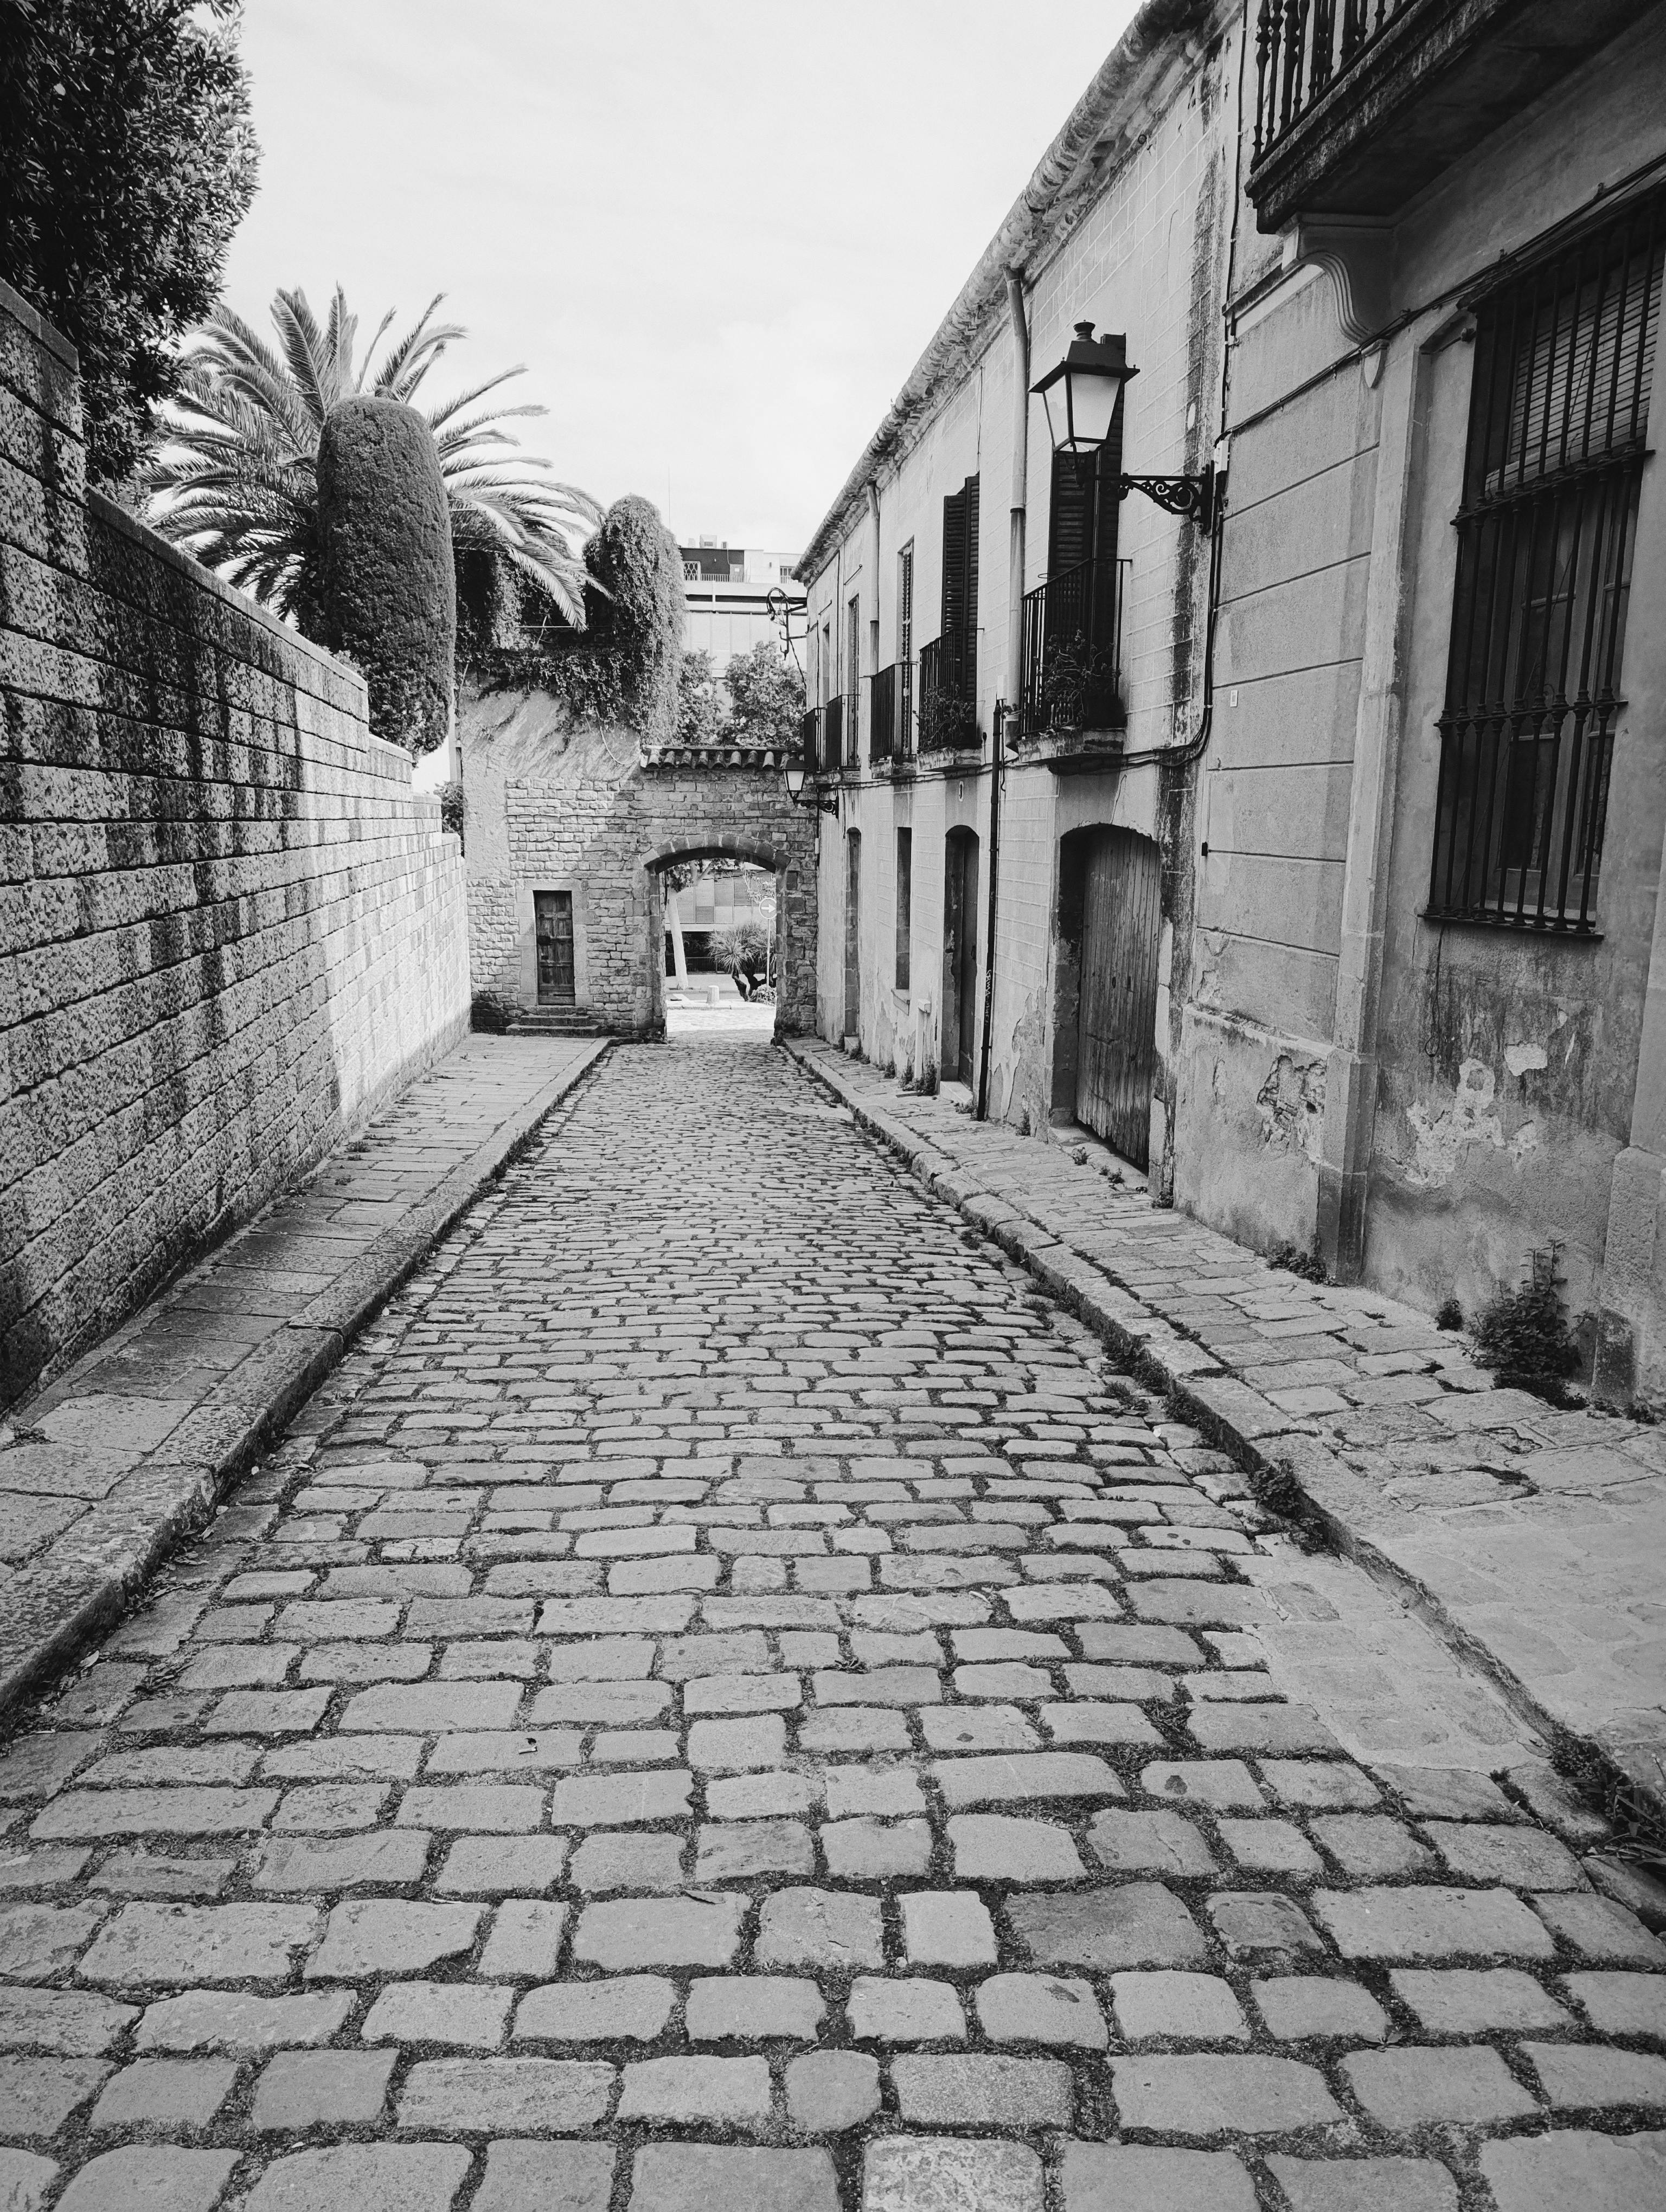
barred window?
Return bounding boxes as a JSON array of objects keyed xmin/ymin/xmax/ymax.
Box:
[{"xmin": 1428, "ymin": 191, "xmax": 1662, "ymax": 932}]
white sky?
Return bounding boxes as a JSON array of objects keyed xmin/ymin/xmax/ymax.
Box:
[{"xmin": 221, "ymin": 0, "xmax": 1140, "ymax": 558}]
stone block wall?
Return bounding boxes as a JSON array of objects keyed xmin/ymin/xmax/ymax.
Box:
[
  {"xmin": 460, "ymin": 685, "xmax": 816, "ymax": 1035},
  {"xmin": 0, "ymin": 281, "xmax": 471, "ymax": 1409}
]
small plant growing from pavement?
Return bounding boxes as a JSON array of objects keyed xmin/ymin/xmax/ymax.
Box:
[
  {"xmin": 1269, "ymin": 1241, "xmax": 1328, "ymax": 1284},
  {"xmin": 1436, "ymin": 1295, "xmax": 1464, "ymax": 1331},
  {"xmin": 1471, "ymin": 1243, "xmax": 1583, "ymax": 1405}
]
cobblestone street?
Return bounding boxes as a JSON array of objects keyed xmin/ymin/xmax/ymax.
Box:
[{"xmin": 2, "ymin": 1040, "xmax": 1663, "ymax": 2212}]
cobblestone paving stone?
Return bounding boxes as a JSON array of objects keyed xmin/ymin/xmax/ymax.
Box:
[{"xmin": 1, "ymin": 1041, "xmax": 1663, "ymax": 2210}]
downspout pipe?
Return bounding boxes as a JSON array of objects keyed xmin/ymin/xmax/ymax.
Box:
[{"xmin": 977, "ymin": 271, "xmax": 1029, "ymax": 1122}]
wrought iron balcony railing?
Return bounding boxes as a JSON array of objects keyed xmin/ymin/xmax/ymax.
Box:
[
  {"xmin": 1247, "ymin": 0, "xmax": 1652, "ymax": 233},
  {"xmin": 918, "ymin": 633, "xmax": 980, "ymax": 753},
  {"xmin": 1253, "ymin": 0, "xmax": 1408, "ymax": 169},
  {"xmin": 1018, "ymin": 558, "xmax": 1129, "ymax": 741}
]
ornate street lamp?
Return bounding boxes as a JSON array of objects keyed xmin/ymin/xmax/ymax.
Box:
[
  {"xmin": 783, "ymin": 755, "xmax": 837, "ymax": 815},
  {"xmin": 1032, "ymin": 323, "xmax": 1216, "ymax": 534}
]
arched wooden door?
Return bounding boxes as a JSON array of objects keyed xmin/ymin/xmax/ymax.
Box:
[{"xmin": 1075, "ymin": 827, "xmax": 1161, "ymax": 1167}]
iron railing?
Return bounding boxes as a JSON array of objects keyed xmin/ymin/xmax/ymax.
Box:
[
  {"xmin": 843, "ymin": 690, "xmax": 860, "ymax": 766},
  {"xmin": 870, "ymin": 664, "xmax": 898, "ymax": 762},
  {"xmin": 918, "ymin": 633, "xmax": 979, "ymax": 752},
  {"xmin": 823, "ymin": 695, "xmax": 844, "ymax": 771},
  {"xmin": 1018, "ymin": 558, "xmax": 1129, "ymax": 738},
  {"xmin": 1252, "ymin": 0, "xmax": 1410, "ymax": 167}
]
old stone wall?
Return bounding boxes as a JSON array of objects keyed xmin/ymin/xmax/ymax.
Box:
[
  {"xmin": 460, "ymin": 684, "xmax": 817, "ymax": 1035},
  {"xmin": 0, "ymin": 280, "xmax": 472, "ymax": 1410}
]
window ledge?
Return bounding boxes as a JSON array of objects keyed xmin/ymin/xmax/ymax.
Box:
[{"xmin": 1420, "ymin": 908, "xmax": 1603, "ymax": 943}]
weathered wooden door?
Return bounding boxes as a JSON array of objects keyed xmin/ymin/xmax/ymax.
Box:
[
  {"xmin": 843, "ymin": 831, "xmax": 862, "ymax": 1040},
  {"xmin": 535, "ymin": 890, "xmax": 576, "ymax": 1004},
  {"xmin": 1075, "ymin": 828, "xmax": 1161, "ymax": 1166},
  {"xmin": 941, "ymin": 828, "xmax": 979, "ymax": 1088}
]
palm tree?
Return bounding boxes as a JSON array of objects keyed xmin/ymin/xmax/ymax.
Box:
[{"xmin": 143, "ymin": 285, "xmax": 599, "ymax": 631}]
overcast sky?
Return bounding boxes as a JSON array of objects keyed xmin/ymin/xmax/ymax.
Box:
[{"xmin": 221, "ymin": 1, "xmax": 1140, "ymax": 558}]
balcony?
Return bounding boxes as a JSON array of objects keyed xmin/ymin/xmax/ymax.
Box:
[
  {"xmin": 823, "ymin": 695, "xmax": 844, "ymax": 772},
  {"xmin": 1247, "ymin": 0, "xmax": 1655, "ymax": 235},
  {"xmin": 798, "ymin": 706, "xmax": 821, "ymax": 772},
  {"xmin": 1016, "ymin": 558, "xmax": 1129, "ymax": 767},
  {"xmin": 918, "ymin": 633, "xmax": 981, "ymax": 755}
]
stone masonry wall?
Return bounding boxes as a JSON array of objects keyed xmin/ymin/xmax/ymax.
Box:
[
  {"xmin": 0, "ymin": 281, "xmax": 472, "ymax": 1410},
  {"xmin": 461, "ymin": 684, "xmax": 817, "ymax": 1035}
]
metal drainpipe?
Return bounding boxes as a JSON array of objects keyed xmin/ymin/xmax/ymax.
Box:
[{"xmin": 977, "ymin": 270, "xmax": 1029, "ymax": 1122}]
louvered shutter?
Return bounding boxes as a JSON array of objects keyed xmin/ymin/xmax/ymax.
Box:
[
  {"xmin": 940, "ymin": 486, "xmax": 967, "ymax": 650},
  {"xmin": 962, "ymin": 474, "xmax": 979, "ymax": 703},
  {"xmin": 1048, "ymin": 451, "xmax": 1094, "ymax": 575}
]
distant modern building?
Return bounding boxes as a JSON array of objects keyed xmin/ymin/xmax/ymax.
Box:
[{"xmin": 679, "ymin": 541, "xmax": 806, "ymax": 666}]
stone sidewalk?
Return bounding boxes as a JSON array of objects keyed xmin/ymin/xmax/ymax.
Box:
[
  {"xmin": 784, "ymin": 1041, "xmax": 1666, "ymax": 1828},
  {"xmin": 0, "ymin": 1037, "xmax": 1662, "ymax": 2211},
  {"xmin": 0, "ymin": 1037, "xmax": 610, "ymax": 1720}
]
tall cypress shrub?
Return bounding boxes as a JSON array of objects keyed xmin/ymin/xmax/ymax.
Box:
[{"xmin": 317, "ymin": 395, "xmax": 456, "ymax": 755}]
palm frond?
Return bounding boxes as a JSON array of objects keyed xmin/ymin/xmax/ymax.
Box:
[
  {"xmin": 271, "ymin": 287, "xmax": 338, "ymax": 426},
  {"xmin": 145, "ymin": 281, "xmax": 599, "ymax": 634}
]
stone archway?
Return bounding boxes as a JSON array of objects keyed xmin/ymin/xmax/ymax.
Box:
[
  {"xmin": 642, "ymin": 831, "xmax": 817, "ymax": 1040},
  {"xmin": 458, "ymin": 684, "xmax": 817, "ymax": 1037}
]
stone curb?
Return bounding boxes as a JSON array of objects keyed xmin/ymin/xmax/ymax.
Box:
[
  {"xmin": 0, "ymin": 1038, "xmax": 612, "ymax": 1726},
  {"xmin": 780, "ymin": 1035, "xmax": 1651, "ymax": 1819}
]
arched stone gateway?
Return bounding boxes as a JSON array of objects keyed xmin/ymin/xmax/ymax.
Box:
[
  {"xmin": 460, "ymin": 687, "xmax": 817, "ymax": 1037},
  {"xmin": 641, "ymin": 834, "xmax": 817, "ymax": 1038}
]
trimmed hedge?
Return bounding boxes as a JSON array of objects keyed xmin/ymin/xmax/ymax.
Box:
[
  {"xmin": 318, "ymin": 395, "xmax": 456, "ymax": 755},
  {"xmin": 581, "ymin": 495, "xmax": 684, "ymax": 738}
]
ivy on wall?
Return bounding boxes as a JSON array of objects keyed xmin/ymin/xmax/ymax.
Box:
[{"xmin": 466, "ymin": 494, "xmax": 684, "ymax": 742}]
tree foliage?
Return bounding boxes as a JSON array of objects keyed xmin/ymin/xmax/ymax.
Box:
[
  {"xmin": 581, "ymin": 494, "xmax": 684, "ymax": 738},
  {"xmin": 0, "ymin": 0, "xmax": 259, "ymax": 486},
  {"xmin": 726, "ymin": 638, "xmax": 805, "ymax": 747},
  {"xmin": 674, "ymin": 637, "xmax": 804, "ymax": 748},
  {"xmin": 676, "ymin": 650, "xmax": 725, "ymax": 748},
  {"xmin": 144, "ymin": 285, "xmax": 599, "ymax": 633},
  {"xmin": 317, "ymin": 396, "xmax": 455, "ymax": 756}
]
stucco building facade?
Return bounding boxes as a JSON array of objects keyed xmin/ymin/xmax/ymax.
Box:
[{"xmin": 797, "ymin": 0, "xmax": 1666, "ymax": 1406}]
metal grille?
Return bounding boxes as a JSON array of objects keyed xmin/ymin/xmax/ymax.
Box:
[{"xmin": 1428, "ymin": 194, "xmax": 1662, "ymax": 931}]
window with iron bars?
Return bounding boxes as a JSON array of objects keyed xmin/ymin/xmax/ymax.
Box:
[{"xmin": 1428, "ymin": 190, "xmax": 1662, "ymax": 933}]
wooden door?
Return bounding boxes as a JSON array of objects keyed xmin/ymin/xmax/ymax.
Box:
[
  {"xmin": 1075, "ymin": 828, "xmax": 1161, "ymax": 1166},
  {"xmin": 941, "ymin": 829, "xmax": 979, "ymax": 1088},
  {"xmin": 843, "ymin": 831, "xmax": 862, "ymax": 1040},
  {"xmin": 535, "ymin": 890, "xmax": 576, "ymax": 1004}
]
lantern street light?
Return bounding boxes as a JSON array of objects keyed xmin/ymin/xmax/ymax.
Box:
[
  {"xmin": 1031, "ymin": 324, "xmax": 1216, "ymax": 535},
  {"xmin": 783, "ymin": 750, "xmax": 838, "ymax": 815}
]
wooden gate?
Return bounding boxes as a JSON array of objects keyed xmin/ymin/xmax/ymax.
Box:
[
  {"xmin": 843, "ymin": 832, "xmax": 862, "ymax": 1040},
  {"xmin": 1075, "ymin": 828, "xmax": 1161, "ymax": 1166},
  {"xmin": 535, "ymin": 890, "xmax": 576, "ymax": 1004},
  {"xmin": 941, "ymin": 828, "xmax": 980, "ymax": 1089}
]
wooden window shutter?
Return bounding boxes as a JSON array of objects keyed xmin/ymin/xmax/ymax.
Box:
[
  {"xmin": 963, "ymin": 474, "xmax": 979, "ymax": 703},
  {"xmin": 940, "ymin": 486, "xmax": 967, "ymax": 644},
  {"xmin": 940, "ymin": 476, "xmax": 979, "ymax": 700},
  {"xmin": 1048, "ymin": 451, "xmax": 1093, "ymax": 574}
]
